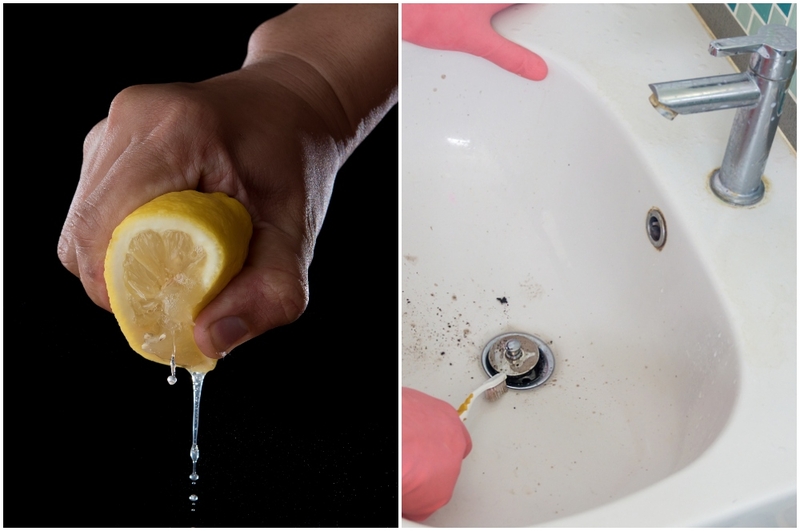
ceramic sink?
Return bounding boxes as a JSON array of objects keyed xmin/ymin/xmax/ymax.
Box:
[{"xmin": 402, "ymin": 4, "xmax": 795, "ymax": 527}]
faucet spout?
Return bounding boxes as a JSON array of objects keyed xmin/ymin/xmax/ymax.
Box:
[
  {"xmin": 648, "ymin": 24, "xmax": 796, "ymax": 206},
  {"xmin": 648, "ymin": 73, "xmax": 761, "ymax": 119}
]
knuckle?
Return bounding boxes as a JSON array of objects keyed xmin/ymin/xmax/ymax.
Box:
[
  {"xmin": 77, "ymin": 250, "xmax": 105, "ymax": 287},
  {"xmin": 107, "ymin": 83, "xmax": 221, "ymax": 176},
  {"xmin": 109, "ymin": 83, "xmax": 207, "ymax": 128},
  {"xmin": 108, "ymin": 84, "xmax": 150, "ymax": 118},
  {"xmin": 57, "ymin": 232, "xmax": 76, "ymax": 272},
  {"xmin": 70, "ymin": 206, "xmax": 108, "ymax": 274},
  {"xmin": 254, "ymin": 270, "xmax": 309, "ymax": 327},
  {"xmin": 82, "ymin": 119, "xmax": 107, "ymax": 159}
]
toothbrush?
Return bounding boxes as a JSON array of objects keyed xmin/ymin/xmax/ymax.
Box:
[{"xmin": 457, "ymin": 373, "xmax": 508, "ymax": 422}]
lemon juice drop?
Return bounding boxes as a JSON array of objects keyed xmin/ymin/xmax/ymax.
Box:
[
  {"xmin": 189, "ymin": 371, "xmax": 205, "ymax": 481},
  {"xmin": 168, "ymin": 336, "xmax": 178, "ymax": 385}
]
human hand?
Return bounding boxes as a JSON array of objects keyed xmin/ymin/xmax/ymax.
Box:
[
  {"xmin": 402, "ymin": 387, "xmax": 472, "ymax": 522},
  {"xmin": 402, "ymin": 3, "xmax": 548, "ymax": 81},
  {"xmin": 58, "ymin": 5, "xmax": 397, "ymax": 359}
]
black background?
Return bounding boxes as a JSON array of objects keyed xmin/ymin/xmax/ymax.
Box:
[{"xmin": 4, "ymin": 4, "xmax": 398, "ymax": 527}]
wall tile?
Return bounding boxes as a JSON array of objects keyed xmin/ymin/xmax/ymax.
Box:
[
  {"xmin": 750, "ymin": 12, "xmax": 765, "ymax": 32},
  {"xmin": 735, "ymin": 3, "xmax": 755, "ymax": 28},
  {"xmin": 752, "ymin": 3, "xmax": 773, "ymax": 22},
  {"xmin": 769, "ymin": 4, "xmax": 788, "ymax": 23}
]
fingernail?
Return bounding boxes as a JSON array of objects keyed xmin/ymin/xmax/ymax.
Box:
[{"xmin": 209, "ymin": 316, "xmax": 248, "ymax": 355}]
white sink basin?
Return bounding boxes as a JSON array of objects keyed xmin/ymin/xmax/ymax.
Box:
[{"xmin": 402, "ymin": 4, "xmax": 795, "ymax": 527}]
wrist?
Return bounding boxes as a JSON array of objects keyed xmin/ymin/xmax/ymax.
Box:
[
  {"xmin": 243, "ymin": 4, "xmax": 397, "ymax": 159},
  {"xmin": 238, "ymin": 52, "xmax": 354, "ymax": 163},
  {"xmin": 192, "ymin": 65, "xmax": 341, "ymax": 243}
]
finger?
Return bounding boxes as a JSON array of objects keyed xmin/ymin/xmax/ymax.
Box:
[
  {"xmin": 72, "ymin": 138, "xmax": 201, "ymax": 311},
  {"xmin": 475, "ymin": 29, "xmax": 548, "ymax": 81},
  {"xmin": 59, "ymin": 92, "xmax": 148, "ymax": 283},
  {"xmin": 58, "ymin": 117, "xmax": 114, "ymax": 278},
  {"xmin": 64, "ymin": 85, "xmax": 226, "ymax": 310},
  {"xmin": 402, "ymin": 4, "xmax": 513, "ymax": 46},
  {"xmin": 193, "ymin": 222, "xmax": 310, "ymax": 358}
]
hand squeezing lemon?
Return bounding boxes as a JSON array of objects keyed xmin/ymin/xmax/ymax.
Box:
[{"xmin": 104, "ymin": 191, "xmax": 253, "ymax": 373}]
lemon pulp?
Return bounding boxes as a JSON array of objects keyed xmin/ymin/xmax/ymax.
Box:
[{"xmin": 125, "ymin": 229, "xmax": 207, "ymax": 358}]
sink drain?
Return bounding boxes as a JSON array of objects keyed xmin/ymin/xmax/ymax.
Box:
[
  {"xmin": 481, "ymin": 332, "xmax": 555, "ymax": 390},
  {"xmin": 647, "ymin": 208, "xmax": 667, "ymax": 250}
]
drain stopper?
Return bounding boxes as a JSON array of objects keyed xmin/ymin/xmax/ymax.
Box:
[
  {"xmin": 482, "ymin": 332, "xmax": 555, "ymax": 390},
  {"xmin": 489, "ymin": 336, "xmax": 540, "ymax": 376},
  {"xmin": 505, "ymin": 339, "xmax": 523, "ymax": 360}
]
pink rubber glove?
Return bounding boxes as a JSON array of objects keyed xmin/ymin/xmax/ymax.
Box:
[
  {"xmin": 402, "ymin": 387, "xmax": 472, "ymax": 522},
  {"xmin": 402, "ymin": 3, "xmax": 548, "ymax": 81}
]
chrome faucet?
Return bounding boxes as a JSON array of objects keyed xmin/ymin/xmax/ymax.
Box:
[{"xmin": 649, "ymin": 24, "xmax": 796, "ymax": 206}]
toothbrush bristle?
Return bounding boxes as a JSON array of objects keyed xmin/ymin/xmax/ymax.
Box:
[{"xmin": 483, "ymin": 379, "xmax": 508, "ymax": 402}]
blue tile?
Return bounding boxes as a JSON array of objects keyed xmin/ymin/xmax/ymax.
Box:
[
  {"xmin": 777, "ymin": 3, "xmax": 792, "ymax": 16},
  {"xmin": 752, "ymin": 3, "xmax": 773, "ymax": 22},
  {"xmin": 727, "ymin": 3, "xmax": 738, "ymax": 12}
]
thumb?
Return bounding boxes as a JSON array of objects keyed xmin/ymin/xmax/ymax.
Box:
[
  {"xmin": 473, "ymin": 29, "xmax": 548, "ymax": 81},
  {"xmin": 193, "ymin": 224, "xmax": 310, "ymax": 359}
]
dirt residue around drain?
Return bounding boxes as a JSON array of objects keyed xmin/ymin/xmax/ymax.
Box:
[
  {"xmin": 520, "ymin": 275, "xmax": 543, "ymax": 299},
  {"xmin": 404, "ymin": 277, "xmax": 535, "ymax": 371},
  {"xmin": 402, "ymin": 286, "xmax": 478, "ymax": 368}
]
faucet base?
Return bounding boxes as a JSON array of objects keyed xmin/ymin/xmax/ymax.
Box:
[{"xmin": 710, "ymin": 169, "xmax": 765, "ymax": 206}]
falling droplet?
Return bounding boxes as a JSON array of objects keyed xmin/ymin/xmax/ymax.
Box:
[
  {"xmin": 188, "ymin": 371, "xmax": 205, "ymax": 483},
  {"xmin": 189, "ymin": 494, "xmax": 198, "ymax": 502},
  {"xmin": 167, "ymin": 334, "xmax": 177, "ymax": 385}
]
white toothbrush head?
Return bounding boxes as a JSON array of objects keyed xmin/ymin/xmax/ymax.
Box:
[{"xmin": 458, "ymin": 373, "xmax": 508, "ymax": 422}]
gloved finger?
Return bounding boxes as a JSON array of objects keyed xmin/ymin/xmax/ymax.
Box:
[
  {"xmin": 193, "ymin": 221, "xmax": 310, "ymax": 358},
  {"xmin": 402, "ymin": 4, "xmax": 513, "ymax": 48},
  {"xmin": 402, "ymin": 3, "xmax": 548, "ymax": 82},
  {"xmin": 473, "ymin": 28, "xmax": 548, "ymax": 81}
]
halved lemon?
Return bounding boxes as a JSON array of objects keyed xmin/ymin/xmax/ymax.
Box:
[{"xmin": 104, "ymin": 190, "xmax": 253, "ymax": 373}]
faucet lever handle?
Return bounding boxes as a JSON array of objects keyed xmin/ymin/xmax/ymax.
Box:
[{"xmin": 709, "ymin": 24, "xmax": 797, "ymax": 80}]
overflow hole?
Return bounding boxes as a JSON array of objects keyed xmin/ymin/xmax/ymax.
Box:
[{"xmin": 647, "ymin": 208, "xmax": 666, "ymax": 250}]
